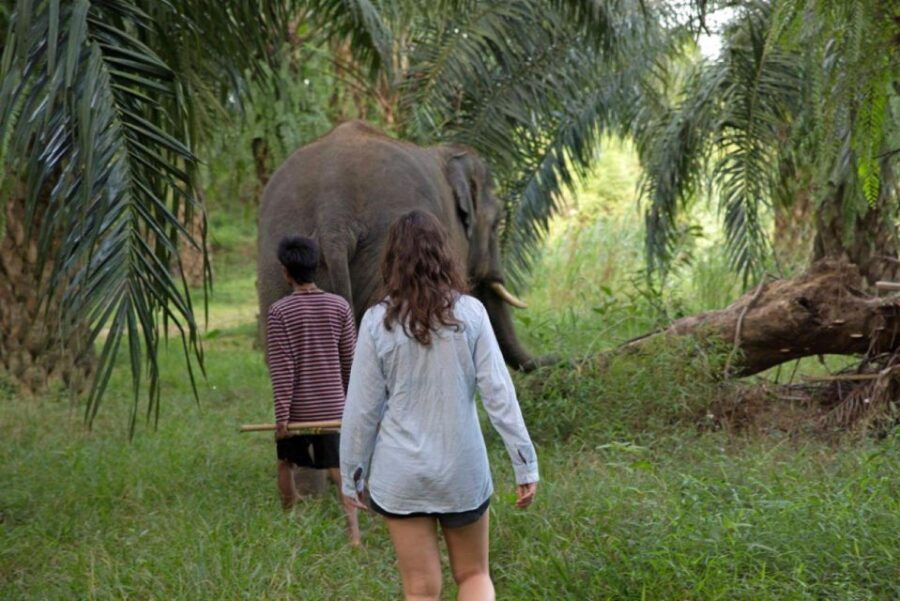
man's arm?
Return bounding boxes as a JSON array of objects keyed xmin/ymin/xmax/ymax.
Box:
[
  {"xmin": 266, "ymin": 308, "xmax": 294, "ymax": 427},
  {"xmin": 338, "ymin": 303, "xmax": 357, "ymax": 394}
]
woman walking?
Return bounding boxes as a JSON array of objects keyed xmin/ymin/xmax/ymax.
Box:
[{"xmin": 340, "ymin": 210, "xmax": 538, "ymax": 601}]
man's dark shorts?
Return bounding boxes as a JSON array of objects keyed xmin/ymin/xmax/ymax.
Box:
[{"xmin": 276, "ymin": 433, "xmax": 340, "ymax": 469}]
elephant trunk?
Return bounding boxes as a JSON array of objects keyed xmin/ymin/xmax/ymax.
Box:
[{"xmin": 475, "ymin": 282, "xmax": 556, "ymax": 372}]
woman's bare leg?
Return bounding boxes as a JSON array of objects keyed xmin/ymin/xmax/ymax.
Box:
[
  {"xmin": 444, "ymin": 511, "xmax": 494, "ymax": 601},
  {"xmin": 385, "ymin": 516, "xmax": 443, "ymax": 601},
  {"xmin": 327, "ymin": 467, "xmax": 361, "ymax": 546}
]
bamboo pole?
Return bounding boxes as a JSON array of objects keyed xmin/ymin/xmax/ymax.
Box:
[
  {"xmin": 875, "ymin": 281, "xmax": 900, "ymax": 291},
  {"xmin": 239, "ymin": 420, "xmax": 341, "ymax": 433}
]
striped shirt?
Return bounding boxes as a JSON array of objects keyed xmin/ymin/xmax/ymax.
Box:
[{"xmin": 266, "ymin": 289, "xmax": 356, "ymax": 422}]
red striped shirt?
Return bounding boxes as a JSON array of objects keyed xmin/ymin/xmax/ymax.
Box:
[{"xmin": 266, "ymin": 290, "xmax": 356, "ymax": 422}]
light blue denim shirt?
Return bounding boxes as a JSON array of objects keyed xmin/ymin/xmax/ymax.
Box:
[{"xmin": 340, "ymin": 294, "xmax": 539, "ymax": 514}]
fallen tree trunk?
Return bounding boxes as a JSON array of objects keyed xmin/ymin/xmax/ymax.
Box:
[{"xmin": 623, "ymin": 260, "xmax": 900, "ymax": 377}]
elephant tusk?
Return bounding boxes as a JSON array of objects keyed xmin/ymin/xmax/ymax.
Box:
[{"xmin": 490, "ymin": 282, "xmax": 528, "ymax": 309}]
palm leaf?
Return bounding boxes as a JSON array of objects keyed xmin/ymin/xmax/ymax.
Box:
[
  {"xmin": 399, "ymin": 0, "xmax": 674, "ymax": 284},
  {"xmin": 303, "ymin": 0, "xmax": 392, "ymax": 77},
  {"xmin": 636, "ymin": 1, "xmax": 804, "ymax": 280},
  {"xmin": 0, "ymin": 0, "xmax": 304, "ymax": 433},
  {"xmin": 1, "ymin": 0, "xmax": 197, "ymax": 432}
]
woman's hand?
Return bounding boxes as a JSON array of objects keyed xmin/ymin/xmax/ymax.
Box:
[
  {"xmin": 515, "ymin": 482, "xmax": 537, "ymax": 509},
  {"xmin": 274, "ymin": 421, "xmax": 290, "ymax": 441},
  {"xmin": 345, "ymin": 489, "xmax": 369, "ymax": 511}
]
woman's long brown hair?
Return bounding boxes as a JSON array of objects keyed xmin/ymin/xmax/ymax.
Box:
[{"xmin": 380, "ymin": 210, "xmax": 469, "ymax": 345}]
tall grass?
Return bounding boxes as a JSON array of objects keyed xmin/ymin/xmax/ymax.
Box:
[
  {"xmin": 519, "ymin": 139, "xmax": 746, "ymax": 360},
  {"xmin": 2, "ymin": 139, "xmax": 897, "ymax": 600},
  {"xmin": 516, "ymin": 335, "xmax": 734, "ymax": 443},
  {"xmin": 3, "ymin": 364, "xmax": 897, "ymax": 599}
]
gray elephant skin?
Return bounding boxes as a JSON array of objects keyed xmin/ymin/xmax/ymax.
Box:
[{"xmin": 257, "ymin": 120, "xmax": 544, "ymax": 371}]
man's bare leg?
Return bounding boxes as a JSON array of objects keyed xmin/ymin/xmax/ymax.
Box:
[
  {"xmin": 278, "ymin": 460, "xmax": 300, "ymax": 510},
  {"xmin": 328, "ymin": 467, "xmax": 361, "ymax": 546}
]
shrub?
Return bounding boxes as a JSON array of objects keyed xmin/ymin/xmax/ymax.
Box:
[{"xmin": 517, "ymin": 334, "xmax": 734, "ymax": 443}]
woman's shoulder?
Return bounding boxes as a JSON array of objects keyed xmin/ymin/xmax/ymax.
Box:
[
  {"xmin": 362, "ymin": 301, "xmax": 387, "ymax": 321},
  {"xmin": 454, "ymin": 294, "xmax": 487, "ymax": 323},
  {"xmin": 455, "ymin": 293, "xmax": 482, "ymax": 308},
  {"xmin": 360, "ymin": 301, "xmax": 388, "ymax": 333}
]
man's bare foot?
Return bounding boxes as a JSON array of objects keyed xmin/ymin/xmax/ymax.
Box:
[{"xmin": 280, "ymin": 493, "xmax": 302, "ymax": 511}]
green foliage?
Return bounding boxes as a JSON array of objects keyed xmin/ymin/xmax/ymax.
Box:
[
  {"xmin": 201, "ymin": 46, "xmax": 336, "ymax": 221},
  {"xmin": 0, "ymin": 0, "xmax": 333, "ymax": 429},
  {"xmin": 2, "ymin": 332, "xmax": 897, "ymax": 599},
  {"xmin": 636, "ymin": 0, "xmax": 900, "ymax": 280},
  {"xmin": 0, "ymin": 0, "xmax": 393, "ymax": 426},
  {"xmin": 519, "ymin": 141, "xmax": 745, "ymax": 362},
  {"xmin": 797, "ymin": 0, "xmax": 898, "ymax": 208},
  {"xmin": 395, "ymin": 0, "xmax": 687, "ymax": 283},
  {"xmin": 855, "ymin": 65, "xmax": 891, "ymax": 206},
  {"xmin": 1, "ymin": 0, "xmax": 216, "ymax": 431},
  {"xmin": 4, "ymin": 0, "xmax": 895, "ymax": 431},
  {"xmin": 517, "ymin": 334, "xmax": 733, "ymax": 443},
  {"xmin": 637, "ymin": 1, "xmax": 803, "ymax": 280},
  {"xmin": 305, "ymin": 0, "xmax": 393, "ymax": 77},
  {"xmin": 2, "ymin": 145, "xmax": 898, "ymax": 599}
]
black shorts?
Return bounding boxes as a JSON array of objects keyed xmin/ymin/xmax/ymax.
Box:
[
  {"xmin": 276, "ymin": 433, "xmax": 340, "ymax": 469},
  {"xmin": 369, "ymin": 496, "xmax": 490, "ymax": 529}
]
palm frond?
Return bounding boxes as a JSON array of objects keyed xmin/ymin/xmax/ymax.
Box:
[
  {"xmin": 773, "ymin": 0, "xmax": 899, "ymax": 236},
  {"xmin": 303, "ymin": 0, "xmax": 392, "ymax": 77},
  {"xmin": 398, "ymin": 1, "xmax": 536, "ymax": 143},
  {"xmin": 635, "ymin": 61, "xmax": 720, "ymax": 274},
  {"xmin": 399, "ymin": 0, "xmax": 670, "ymax": 283},
  {"xmin": 710, "ymin": 3, "xmax": 802, "ymax": 278},
  {"xmin": 547, "ymin": 0, "xmax": 656, "ymax": 53},
  {"xmin": 636, "ymin": 1, "xmax": 805, "ymax": 280},
  {"xmin": 1, "ymin": 0, "xmax": 203, "ymax": 431},
  {"xmin": 0, "ymin": 0, "xmax": 304, "ymax": 432}
]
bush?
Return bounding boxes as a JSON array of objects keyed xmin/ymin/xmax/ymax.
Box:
[{"xmin": 517, "ymin": 334, "xmax": 734, "ymax": 443}]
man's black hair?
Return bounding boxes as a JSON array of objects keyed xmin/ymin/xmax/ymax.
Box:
[{"xmin": 277, "ymin": 236, "xmax": 319, "ymax": 284}]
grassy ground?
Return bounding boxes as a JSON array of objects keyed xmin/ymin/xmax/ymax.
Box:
[
  {"xmin": 3, "ymin": 340, "xmax": 897, "ymax": 600},
  {"xmin": 2, "ymin": 143, "xmax": 898, "ymax": 600}
]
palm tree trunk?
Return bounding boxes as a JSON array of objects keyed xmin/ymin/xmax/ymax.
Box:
[
  {"xmin": 176, "ymin": 192, "xmax": 210, "ymax": 288},
  {"xmin": 0, "ymin": 190, "xmax": 95, "ymax": 396},
  {"xmin": 620, "ymin": 259, "xmax": 899, "ymax": 377},
  {"xmin": 251, "ymin": 137, "xmax": 270, "ymax": 192},
  {"xmin": 812, "ymin": 160, "xmax": 899, "ymax": 285},
  {"xmin": 773, "ymin": 189, "xmax": 814, "ymax": 268}
]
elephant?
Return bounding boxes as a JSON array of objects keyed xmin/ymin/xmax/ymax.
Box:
[{"xmin": 257, "ymin": 120, "xmax": 548, "ymax": 373}]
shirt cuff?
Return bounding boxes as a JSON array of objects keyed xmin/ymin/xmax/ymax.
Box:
[
  {"xmin": 514, "ymin": 463, "xmax": 539, "ymax": 485},
  {"xmin": 342, "ymin": 464, "xmax": 367, "ymax": 498}
]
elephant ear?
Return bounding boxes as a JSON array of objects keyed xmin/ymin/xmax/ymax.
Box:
[{"xmin": 446, "ymin": 153, "xmax": 475, "ymax": 239}]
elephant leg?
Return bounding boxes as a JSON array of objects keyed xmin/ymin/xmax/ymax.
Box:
[
  {"xmin": 293, "ymin": 467, "xmax": 327, "ymax": 497},
  {"xmin": 321, "ymin": 240, "xmax": 355, "ymax": 307}
]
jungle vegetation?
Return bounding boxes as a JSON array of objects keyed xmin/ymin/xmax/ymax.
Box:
[
  {"xmin": 1, "ymin": 0, "xmax": 897, "ymax": 420},
  {"xmin": 3, "ymin": 109, "xmax": 898, "ymax": 601},
  {"xmin": 1, "ymin": 2, "xmax": 899, "ymax": 599}
]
